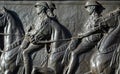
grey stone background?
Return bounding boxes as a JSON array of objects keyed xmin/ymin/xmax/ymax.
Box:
[
  {"xmin": 0, "ymin": 1, "xmax": 120, "ymax": 74},
  {"xmin": 0, "ymin": 1, "xmax": 119, "ymax": 35}
]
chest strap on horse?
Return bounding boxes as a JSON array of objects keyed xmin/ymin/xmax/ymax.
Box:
[{"xmin": 0, "ymin": 38, "xmax": 23, "ymax": 53}]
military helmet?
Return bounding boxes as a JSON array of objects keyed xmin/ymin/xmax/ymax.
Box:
[
  {"xmin": 47, "ymin": 2, "xmax": 56, "ymax": 9},
  {"xmin": 34, "ymin": 2, "xmax": 49, "ymax": 9},
  {"xmin": 85, "ymin": 0, "xmax": 101, "ymax": 8}
]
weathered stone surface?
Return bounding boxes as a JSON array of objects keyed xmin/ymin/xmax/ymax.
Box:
[{"xmin": 0, "ymin": 1, "xmax": 119, "ymax": 74}]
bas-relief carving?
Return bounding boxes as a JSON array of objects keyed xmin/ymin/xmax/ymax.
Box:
[{"xmin": 0, "ymin": 0, "xmax": 119, "ymax": 74}]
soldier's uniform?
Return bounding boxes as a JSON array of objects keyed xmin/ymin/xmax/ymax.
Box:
[
  {"xmin": 67, "ymin": 0, "xmax": 105, "ymax": 55},
  {"xmin": 73, "ymin": 12, "xmax": 103, "ymax": 56},
  {"xmin": 18, "ymin": 2, "xmax": 51, "ymax": 74},
  {"xmin": 65, "ymin": 0, "xmax": 105, "ymax": 74},
  {"xmin": 88, "ymin": 8, "xmax": 120, "ymax": 74}
]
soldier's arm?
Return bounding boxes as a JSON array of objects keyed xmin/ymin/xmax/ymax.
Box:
[
  {"xmin": 32, "ymin": 22, "xmax": 51, "ymax": 44},
  {"xmin": 78, "ymin": 15, "xmax": 112, "ymax": 38},
  {"xmin": 78, "ymin": 25, "xmax": 103, "ymax": 38}
]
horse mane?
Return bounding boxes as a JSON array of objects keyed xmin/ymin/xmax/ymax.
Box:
[
  {"xmin": 97, "ymin": 8, "xmax": 120, "ymax": 23},
  {"xmin": 50, "ymin": 17, "xmax": 72, "ymax": 39},
  {"xmin": 0, "ymin": 7, "xmax": 25, "ymax": 51},
  {"xmin": 5, "ymin": 8, "xmax": 25, "ymax": 35},
  {"xmin": 97, "ymin": 8, "xmax": 120, "ymax": 54}
]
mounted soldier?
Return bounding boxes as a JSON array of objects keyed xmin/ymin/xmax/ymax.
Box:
[
  {"xmin": 18, "ymin": 2, "xmax": 50, "ymax": 74},
  {"xmin": 18, "ymin": 2, "xmax": 71, "ymax": 74},
  {"xmin": 62, "ymin": 0, "xmax": 105, "ymax": 74}
]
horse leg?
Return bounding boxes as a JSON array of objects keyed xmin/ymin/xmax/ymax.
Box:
[
  {"xmin": 0, "ymin": 54, "xmax": 14, "ymax": 74},
  {"xmin": 48, "ymin": 55, "xmax": 63, "ymax": 74},
  {"xmin": 66, "ymin": 51, "xmax": 77, "ymax": 74},
  {"xmin": 48, "ymin": 61, "xmax": 58, "ymax": 74},
  {"xmin": 84, "ymin": 52, "xmax": 97, "ymax": 74},
  {"xmin": 89, "ymin": 52, "xmax": 113, "ymax": 74}
]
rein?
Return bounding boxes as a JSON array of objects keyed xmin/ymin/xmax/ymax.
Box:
[
  {"xmin": 0, "ymin": 33, "xmax": 82, "ymax": 43},
  {"xmin": 0, "ymin": 33, "xmax": 82, "ymax": 53}
]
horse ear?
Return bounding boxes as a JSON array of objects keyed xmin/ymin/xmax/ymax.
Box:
[{"xmin": 1, "ymin": 7, "xmax": 7, "ymax": 12}]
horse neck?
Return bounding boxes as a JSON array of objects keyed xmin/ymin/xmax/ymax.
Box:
[
  {"xmin": 50, "ymin": 31, "xmax": 68, "ymax": 53},
  {"xmin": 98, "ymin": 15, "xmax": 120, "ymax": 51},
  {"xmin": 3, "ymin": 14, "xmax": 24, "ymax": 50}
]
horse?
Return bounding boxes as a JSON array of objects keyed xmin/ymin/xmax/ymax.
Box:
[
  {"xmin": 0, "ymin": 7, "xmax": 72, "ymax": 74},
  {"xmin": 115, "ymin": 46, "xmax": 120, "ymax": 74},
  {"xmin": 0, "ymin": 7, "xmax": 25, "ymax": 74},
  {"xmin": 86, "ymin": 8, "xmax": 120, "ymax": 74},
  {"xmin": 24, "ymin": 17, "xmax": 72, "ymax": 74},
  {"xmin": 110, "ymin": 16, "xmax": 120, "ymax": 74},
  {"xmin": 110, "ymin": 43, "xmax": 120, "ymax": 74}
]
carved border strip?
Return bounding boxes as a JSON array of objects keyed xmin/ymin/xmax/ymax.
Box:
[{"xmin": 0, "ymin": 1, "xmax": 120, "ymax": 5}]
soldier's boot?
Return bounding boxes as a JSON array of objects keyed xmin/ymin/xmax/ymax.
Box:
[{"xmin": 23, "ymin": 52, "xmax": 30, "ymax": 74}]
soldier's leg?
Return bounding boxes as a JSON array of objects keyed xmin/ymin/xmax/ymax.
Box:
[
  {"xmin": 20, "ymin": 37, "xmax": 30, "ymax": 49},
  {"xmin": 67, "ymin": 40, "xmax": 97, "ymax": 74},
  {"xmin": 16, "ymin": 37, "xmax": 30, "ymax": 66},
  {"xmin": 22, "ymin": 43, "xmax": 40, "ymax": 74}
]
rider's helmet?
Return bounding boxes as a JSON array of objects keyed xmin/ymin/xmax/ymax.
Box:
[
  {"xmin": 34, "ymin": 2, "xmax": 49, "ymax": 9},
  {"xmin": 47, "ymin": 2, "xmax": 56, "ymax": 10},
  {"xmin": 85, "ymin": 0, "xmax": 105, "ymax": 10}
]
